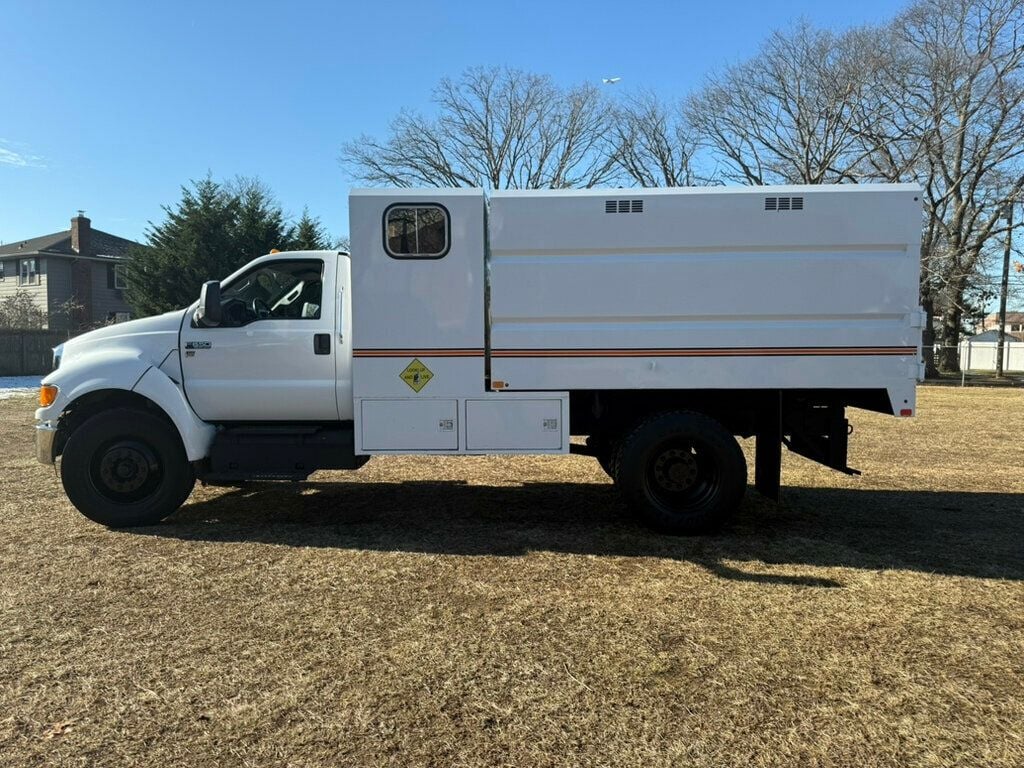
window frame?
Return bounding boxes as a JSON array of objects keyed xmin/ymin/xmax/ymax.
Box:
[
  {"xmin": 113, "ymin": 263, "xmax": 128, "ymax": 290},
  {"xmin": 18, "ymin": 258, "xmax": 39, "ymax": 286},
  {"xmin": 382, "ymin": 203, "xmax": 451, "ymax": 260},
  {"xmin": 208, "ymin": 257, "xmax": 326, "ymax": 328},
  {"xmin": 0, "ymin": 260, "xmax": 5, "ymax": 282}
]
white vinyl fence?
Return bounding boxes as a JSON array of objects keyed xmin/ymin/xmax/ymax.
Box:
[{"xmin": 958, "ymin": 339, "xmax": 1024, "ymax": 372}]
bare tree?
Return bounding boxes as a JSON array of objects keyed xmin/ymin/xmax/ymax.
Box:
[
  {"xmin": 50, "ymin": 295, "xmax": 85, "ymax": 330},
  {"xmin": 685, "ymin": 22, "xmax": 881, "ymax": 185},
  {"xmin": 611, "ymin": 91, "xmax": 701, "ymax": 187},
  {"xmin": 860, "ymin": 0, "xmax": 1024, "ymax": 372},
  {"xmin": 0, "ymin": 290, "xmax": 46, "ymax": 329},
  {"xmin": 340, "ymin": 67, "xmax": 620, "ymax": 189}
]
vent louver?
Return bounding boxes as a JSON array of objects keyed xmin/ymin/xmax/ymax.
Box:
[
  {"xmin": 605, "ymin": 199, "xmax": 644, "ymax": 213},
  {"xmin": 764, "ymin": 196, "xmax": 804, "ymax": 212}
]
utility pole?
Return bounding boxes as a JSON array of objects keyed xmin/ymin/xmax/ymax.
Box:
[{"xmin": 996, "ymin": 201, "xmax": 1015, "ymax": 378}]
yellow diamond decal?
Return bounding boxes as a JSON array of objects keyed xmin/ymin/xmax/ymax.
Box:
[{"xmin": 400, "ymin": 358, "xmax": 433, "ymax": 392}]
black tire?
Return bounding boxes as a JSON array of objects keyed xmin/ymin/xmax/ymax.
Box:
[
  {"xmin": 614, "ymin": 410, "xmax": 746, "ymax": 535},
  {"xmin": 60, "ymin": 407, "xmax": 195, "ymax": 528}
]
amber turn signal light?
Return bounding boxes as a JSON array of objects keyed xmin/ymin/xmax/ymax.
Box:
[{"xmin": 39, "ymin": 384, "xmax": 59, "ymax": 407}]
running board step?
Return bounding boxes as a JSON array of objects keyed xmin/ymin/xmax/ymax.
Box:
[{"xmin": 199, "ymin": 424, "xmax": 368, "ymax": 482}]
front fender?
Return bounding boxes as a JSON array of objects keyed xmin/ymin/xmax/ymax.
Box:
[
  {"xmin": 36, "ymin": 347, "xmax": 151, "ymax": 422},
  {"xmin": 36, "ymin": 348, "xmax": 216, "ymax": 463},
  {"xmin": 132, "ymin": 367, "xmax": 216, "ymax": 461}
]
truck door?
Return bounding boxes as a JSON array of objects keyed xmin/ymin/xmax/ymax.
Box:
[{"xmin": 179, "ymin": 256, "xmax": 339, "ymax": 422}]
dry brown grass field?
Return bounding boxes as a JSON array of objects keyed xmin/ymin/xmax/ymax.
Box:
[{"xmin": 1, "ymin": 386, "xmax": 1023, "ymax": 767}]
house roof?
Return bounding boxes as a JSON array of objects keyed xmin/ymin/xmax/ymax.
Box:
[
  {"xmin": 0, "ymin": 227, "xmax": 141, "ymax": 260},
  {"xmin": 967, "ymin": 329, "xmax": 1024, "ymax": 342},
  {"xmin": 0, "ymin": 230, "xmax": 71, "ymax": 256},
  {"xmin": 984, "ymin": 311, "xmax": 1024, "ymax": 324}
]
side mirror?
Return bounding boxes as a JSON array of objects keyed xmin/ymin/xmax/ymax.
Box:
[{"xmin": 196, "ymin": 281, "xmax": 222, "ymax": 327}]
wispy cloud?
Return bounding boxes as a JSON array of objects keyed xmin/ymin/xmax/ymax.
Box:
[{"xmin": 0, "ymin": 139, "xmax": 46, "ymax": 168}]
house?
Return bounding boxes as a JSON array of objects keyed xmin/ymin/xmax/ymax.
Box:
[
  {"xmin": 964, "ymin": 329, "xmax": 1024, "ymax": 343},
  {"xmin": 0, "ymin": 213, "xmax": 138, "ymax": 330},
  {"xmin": 980, "ymin": 311, "xmax": 1024, "ymax": 334},
  {"xmin": 959, "ymin": 328, "xmax": 1024, "ymax": 372}
]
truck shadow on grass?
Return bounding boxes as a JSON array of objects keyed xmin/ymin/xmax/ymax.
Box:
[{"xmin": 142, "ymin": 479, "xmax": 1024, "ymax": 586}]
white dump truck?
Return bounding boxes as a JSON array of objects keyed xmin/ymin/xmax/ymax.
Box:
[{"xmin": 35, "ymin": 184, "xmax": 923, "ymax": 533}]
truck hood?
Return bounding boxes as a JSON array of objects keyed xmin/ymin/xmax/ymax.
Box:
[{"xmin": 56, "ymin": 309, "xmax": 186, "ymax": 369}]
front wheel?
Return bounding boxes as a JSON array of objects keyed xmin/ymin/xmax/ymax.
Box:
[
  {"xmin": 614, "ymin": 411, "xmax": 746, "ymax": 534},
  {"xmin": 60, "ymin": 407, "xmax": 195, "ymax": 527}
]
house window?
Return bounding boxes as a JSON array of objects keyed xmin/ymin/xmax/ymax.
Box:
[
  {"xmin": 383, "ymin": 204, "xmax": 449, "ymax": 258},
  {"xmin": 18, "ymin": 258, "xmax": 39, "ymax": 285},
  {"xmin": 107, "ymin": 263, "xmax": 128, "ymax": 290},
  {"xmin": 0, "ymin": 261, "xmax": 5, "ymax": 281}
]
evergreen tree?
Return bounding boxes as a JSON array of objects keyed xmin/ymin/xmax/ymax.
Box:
[
  {"xmin": 229, "ymin": 177, "xmax": 294, "ymax": 260},
  {"xmin": 293, "ymin": 207, "xmax": 331, "ymax": 250},
  {"xmin": 124, "ymin": 178, "xmax": 238, "ymax": 317},
  {"xmin": 124, "ymin": 176, "xmax": 303, "ymax": 316}
]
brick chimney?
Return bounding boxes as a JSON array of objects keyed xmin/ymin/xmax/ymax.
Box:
[
  {"xmin": 70, "ymin": 211, "xmax": 94, "ymax": 328},
  {"xmin": 71, "ymin": 211, "xmax": 91, "ymax": 256}
]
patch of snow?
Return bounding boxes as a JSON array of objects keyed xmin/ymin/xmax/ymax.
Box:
[{"xmin": 0, "ymin": 376, "xmax": 42, "ymax": 400}]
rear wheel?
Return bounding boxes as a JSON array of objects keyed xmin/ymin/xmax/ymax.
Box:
[
  {"xmin": 60, "ymin": 408, "xmax": 195, "ymax": 527},
  {"xmin": 614, "ymin": 410, "xmax": 746, "ymax": 534}
]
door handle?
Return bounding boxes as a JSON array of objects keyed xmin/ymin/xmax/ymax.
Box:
[{"xmin": 313, "ymin": 333, "xmax": 331, "ymax": 355}]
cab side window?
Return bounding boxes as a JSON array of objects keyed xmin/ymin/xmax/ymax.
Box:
[
  {"xmin": 219, "ymin": 259, "xmax": 323, "ymax": 327},
  {"xmin": 384, "ymin": 205, "xmax": 449, "ymax": 258}
]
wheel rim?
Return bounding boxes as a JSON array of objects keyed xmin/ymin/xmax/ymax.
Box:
[
  {"xmin": 90, "ymin": 439, "xmax": 163, "ymax": 503},
  {"xmin": 644, "ymin": 439, "xmax": 720, "ymax": 513}
]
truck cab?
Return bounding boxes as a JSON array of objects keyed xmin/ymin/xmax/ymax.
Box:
[
  {"xmin": 36, "ymin": 185, "xmax": 923, "ymax": 535},
  {"xmin": 180, "ymin": 251, "xmax": 353, "ymax": 423}
]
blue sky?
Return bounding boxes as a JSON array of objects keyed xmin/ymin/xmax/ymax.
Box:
[{"xmin": 0, "ymin": 0, "xmax": 907, "ymax": 245}]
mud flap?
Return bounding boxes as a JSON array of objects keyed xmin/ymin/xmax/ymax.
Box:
[
  {"xmin": 755, "ymin": 393, "xmax": 782, "ymax": 502},
  {"xmin": 783, "ymin": 401, "xmax": 860, "ymax": 476}
]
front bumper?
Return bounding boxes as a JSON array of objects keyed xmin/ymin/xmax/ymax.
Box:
[{"xmin": 36, "ymin": 421, "xmax": 58, "ymax": 465}]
